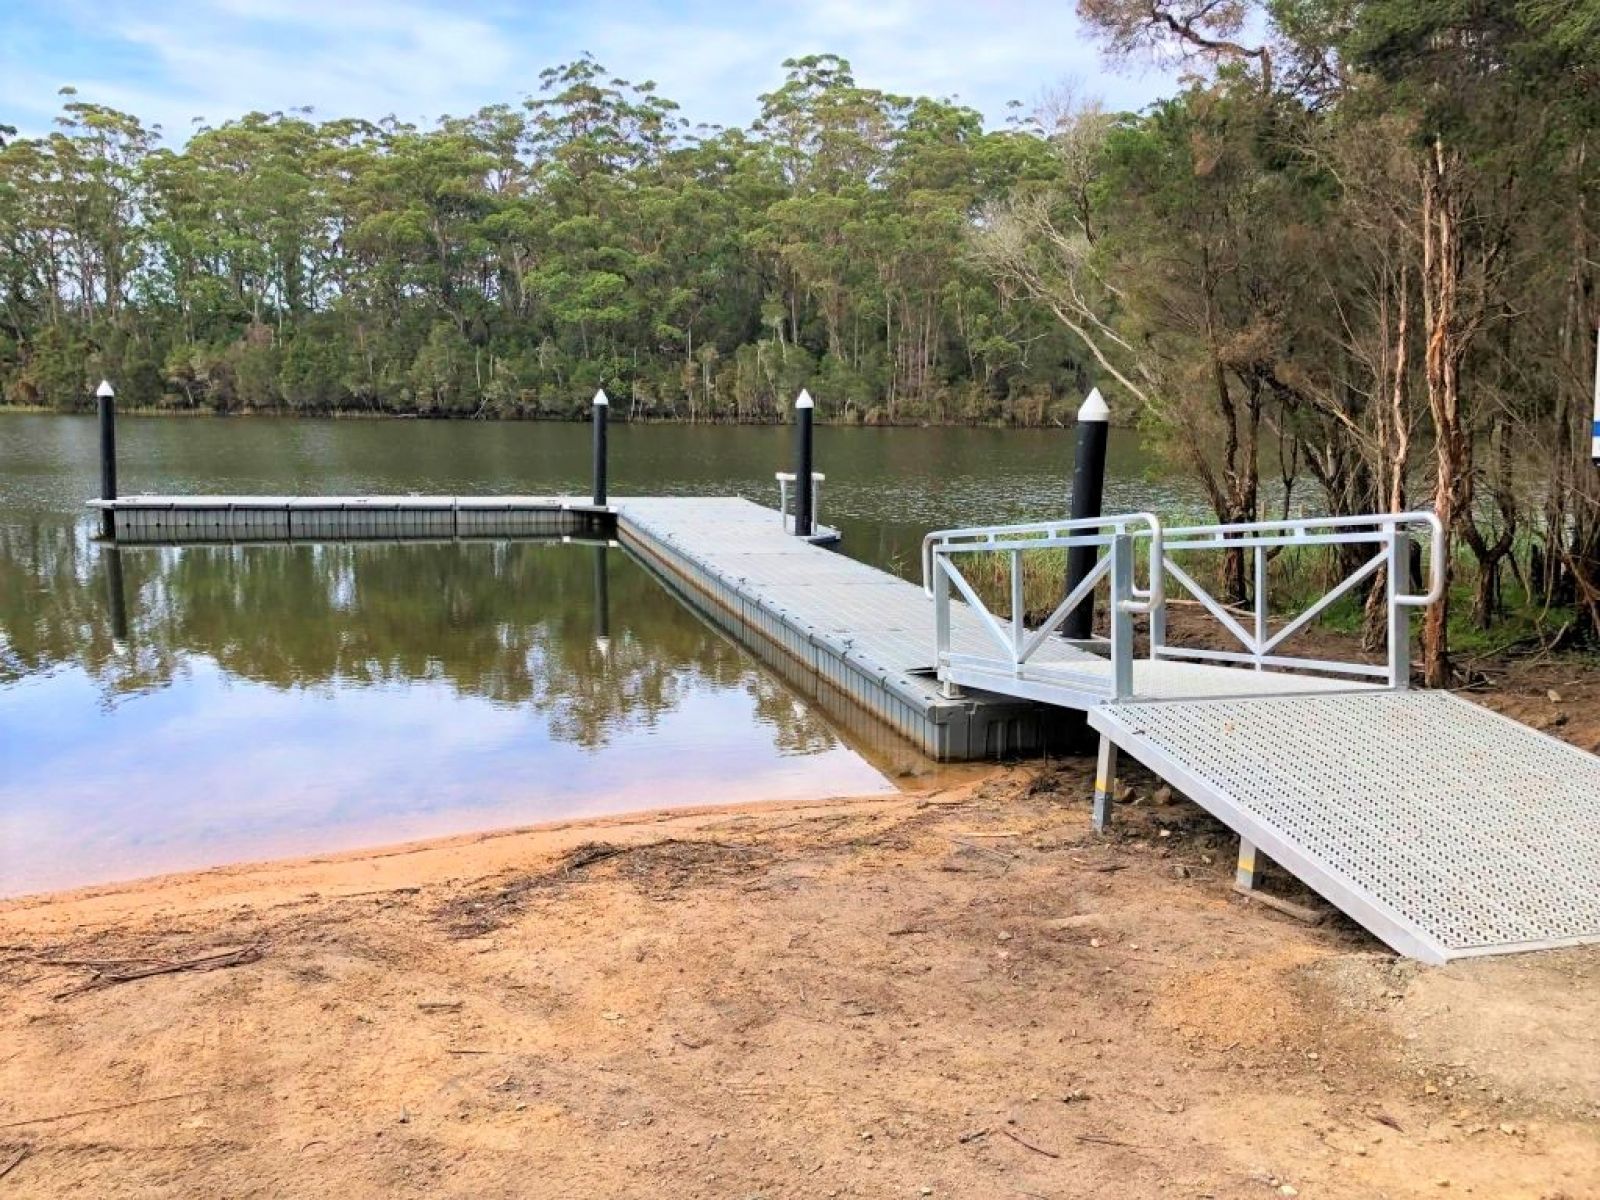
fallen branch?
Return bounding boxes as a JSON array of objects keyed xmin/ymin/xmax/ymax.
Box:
[
  {"xmin": 0, "ymin": 1149, "xmax": 27, "ymax": 1182},
  {"xmin": 52, "ymin": 946, "xmax": 261, "ymax": 1000},
  {"xmin": 1075, "ymin": 1132, "xmax": 1142, "ymax": 1149},
  {"xmin": 0, "ymin": 1091, "xmax": 205, "ymax": 1130},
  {"xmin": 1232, "ymin": 885, "xmax": 1327, "ymax": 926},
  {"xmin": 951, "ymin": 840, "xmax": 1015, "ymax": 868},
  {"xmin": 561, "ymin": 838, "xmax": 766, "ymax": 876},
  {"xmin": 999, "ymin": 1127, "xmax": 1060, "ymax": 1159}
]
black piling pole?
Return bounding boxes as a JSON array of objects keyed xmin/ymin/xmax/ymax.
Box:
[
  {"xmin": 1063, "ymin": 388, "xmax": 1110, "ymax": 640},
  {"xmin": 592, "ymin": 388, "xmax": 609, "ymax": 507},
  {"xmin": 793, "ymin": 389, "xmax": 814, "ymax": 538},
  {"xmin": 96, "ymin": 379, "xmax": 118, "ymax": 539}
]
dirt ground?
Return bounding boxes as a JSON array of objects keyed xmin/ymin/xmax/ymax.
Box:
[{"xmin": 2, "ymin": 747, "xmax": 1597, "ymax": 1199}]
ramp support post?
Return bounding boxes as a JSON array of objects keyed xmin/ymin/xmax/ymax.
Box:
[
  {"xmin": 1235, "ymin": 838, "xmax": 1261, "ymax": 890},
  {"xmin": 1092, "ymin": 735, "xmax": 1119, "ymax": 831}
]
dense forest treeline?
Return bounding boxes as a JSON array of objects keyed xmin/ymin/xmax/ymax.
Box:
[
  {"xmin": 993, "ymin": 0, "xmax": 1600, "ymax": 681},
  {"xmin": 0, "ymin": 55, "xmax": 1084, "ymax": 426},
  {"xmin": 4, "ymin": 1, "xmax": 1600, "ymax": 678}
]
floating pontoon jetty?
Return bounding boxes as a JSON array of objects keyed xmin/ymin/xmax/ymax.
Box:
[{"xmin": 90, "ymin": 493, "xmax": 1600, "ymax": 965}]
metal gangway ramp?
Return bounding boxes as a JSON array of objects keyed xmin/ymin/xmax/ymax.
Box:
[{"xmin": 923, "ymin": 511, "xmax": 1600, "ymax": 964}]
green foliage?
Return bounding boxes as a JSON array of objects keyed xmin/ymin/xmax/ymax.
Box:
[{"xmin": 0, "ymin": 57, "xmax": 1079, "ymax": 425}]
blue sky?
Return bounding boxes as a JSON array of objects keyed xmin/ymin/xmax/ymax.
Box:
[{"xmin": 1, "ymin": 0, "xmax": 1179, "ymax": 143}]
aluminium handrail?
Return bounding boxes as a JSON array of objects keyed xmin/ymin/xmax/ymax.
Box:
[
  {"xmin": 925, "ymin": 506, "xmax": 1446, "ymax": 702},
  {"xmin": 1149, "ymin": 510, "xmax": 1445, "ymax": 607},
  {"xmin": 775, "ymin": 471, "xmax": 825, "ymax": 533},
  {"xmin": 921, "ymin": 511, "xmax": 1165, "ymax": 613}
]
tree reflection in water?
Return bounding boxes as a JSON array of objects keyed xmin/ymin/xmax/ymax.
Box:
[
  {"xmin": 0, "ymin": 520, "xmax": 897, "ymax": 895},
  {"xmin": 1, "ymin": 522, "xmax": 841, "ymax": 756}
]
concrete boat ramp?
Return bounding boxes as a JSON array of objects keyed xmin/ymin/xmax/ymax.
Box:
[{"xmin": 92, "ymin": 493, "xmax": 1600, "ymax": 965}]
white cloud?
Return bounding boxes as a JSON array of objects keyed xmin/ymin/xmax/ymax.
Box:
[{"xmin": 3, "ymin": 0, "xmax": 1175, "ymax": 144}]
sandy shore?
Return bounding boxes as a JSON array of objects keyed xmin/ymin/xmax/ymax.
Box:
[{"xmin": 1, "ymin": 757, "xmax": 1596, "ymax": 1199}]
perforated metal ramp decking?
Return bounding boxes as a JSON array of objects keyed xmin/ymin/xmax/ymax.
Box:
[
  {"xmin": 925, "ymin": 509, "xmax": 1600, "ymax": 964},
  {"xmin": 1088, "ymin": 691, "xmax": 1600, "ymax": 963}
]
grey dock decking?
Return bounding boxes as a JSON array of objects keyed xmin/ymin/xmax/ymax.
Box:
[{"xmin": 614, "ymin": 497, "xmax": 1086, "ymax": 758}]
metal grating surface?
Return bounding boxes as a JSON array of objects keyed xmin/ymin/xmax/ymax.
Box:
[
  {"xmin": 981, "ymin": 658, "xmax": 1376, "ymax": 702},
  {"xmin": 1091, "ymin": 691, "xmax": 1600, "ymax": 961}
]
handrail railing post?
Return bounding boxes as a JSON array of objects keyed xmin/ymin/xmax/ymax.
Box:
[
  {"xmin": 933, "ymin": 553, "xmax": 955, "ymax": 696},
  {"xmin": 1387, "ymin": 523, "xmax": 1411, "ymax": 689},
  {"xmin": 1009, "ymin": 548, "xmax": 1024, "ymax": 667},
  {"xmin": 1253, "ymin": 543, "xmax": 1267, "ymax": 671},
  {"xmin": 1109, "ymin": 533, "xmax": 1134, "ymax": 700}
]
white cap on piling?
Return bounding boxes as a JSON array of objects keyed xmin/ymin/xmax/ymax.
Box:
[
  {"xmin": 796, "ymin": 389, "xmax": 814, "ymax": 410},
  {"xmin": 1077, "ymin": 387, "xmax": 1109, "ymax": 422},
  {"xmin": 96, "ymin": 379, "xmax": 115, "ymax": 398},
  {"xmin": 593, "ymin": 388, "xmax": 609, "ymax": 407}
]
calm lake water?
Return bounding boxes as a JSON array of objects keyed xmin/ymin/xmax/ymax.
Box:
[{"xmin": 0, "ymin": 413, "xmax": 1204, "ymax": 897}]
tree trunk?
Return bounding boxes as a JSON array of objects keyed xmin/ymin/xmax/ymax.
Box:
[{"xmin": 1419, "ymin": 141, "xmax": 1472, "ymax": 688}]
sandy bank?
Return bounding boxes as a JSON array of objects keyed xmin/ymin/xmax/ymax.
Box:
[{"xmin": 1, "ymin": 760, "xmax": 1596, "ymax": 1199}]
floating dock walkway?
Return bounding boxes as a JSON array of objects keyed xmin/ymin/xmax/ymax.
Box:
[
  {"xmin": 93, "ymin": 493, "xmax": 1075, "ymax": 759},
  {"xmin": 92, "ymin": 494, "xmax": 1600, "ymax": 965}
]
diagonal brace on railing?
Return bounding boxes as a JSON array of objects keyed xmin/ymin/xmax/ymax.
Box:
[
  {"xmin": 1258, "ymin": 550, "xmax": 1385, "ymax": 656},
  {"xmin": 935, "ymin": 554, "xmax": 1016, "ymax": 663},
  {"xmin": 1162, "ymin": 557, "xmax": 1257, "ymax": 652},
  {"xmin": 1018, "ymin": 554, "xmax": 1112, "ymax": 663}
]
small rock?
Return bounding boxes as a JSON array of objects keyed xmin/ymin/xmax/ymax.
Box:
[
  {"xmin": 1172, "ymin": 864, "xmax": 1191, "ymax": 880},
  {"xmin": 1547, "ymin": 689, "xmax": 1563, "ymax": 703},
  {"xmin": 1279, "ymin": 1186, "xmax": 1299, "ymax": 1198},
  {"xmin": 1089, "ymin": 938, "xmax": 1103, "ymax": 948},
  {"xmin": 997, "ymin": 931, "xmax": 1013, "ymax": 942},
  {"xmin": 1424, "ymin": 1083, "xmax": 1439, "ymax": 1095},
  {"xmin": 1045, "ymin": 913, "xmax": 1106, "ymax": 931},
  {"xmin": 1499, "ymin": 1122, "xmax": 1518, "ymax": 1136},
  {"xmin": 1153, "ymin": 785, "xmax": 1174, "ymax": 805},
  {"xmin": 602, "ymin": 1010, "xmax": 624, "ymax": 1021}
]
